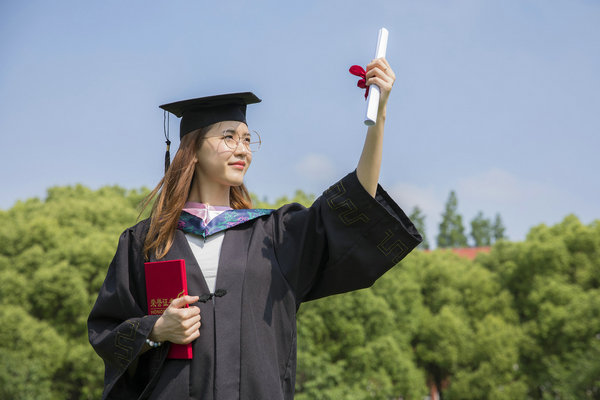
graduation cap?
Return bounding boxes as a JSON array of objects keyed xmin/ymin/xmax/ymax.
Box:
[{"xmin": 159, "ymin": 92, "xmax": 262, "ymax": 172}]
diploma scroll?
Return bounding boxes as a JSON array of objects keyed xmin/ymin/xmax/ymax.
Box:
[{"xmin": 364, "ymin": 28, "xmax": 389, "ymax": 126}]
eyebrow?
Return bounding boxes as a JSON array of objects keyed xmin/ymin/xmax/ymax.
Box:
[{"xmin": 223, "ymin": 129, "xmax": 251, "ymax": 136}]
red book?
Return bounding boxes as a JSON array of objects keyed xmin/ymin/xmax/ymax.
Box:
[{"xmin": 144, "ymin": 259, "xmax": 193, "ymax": 359}]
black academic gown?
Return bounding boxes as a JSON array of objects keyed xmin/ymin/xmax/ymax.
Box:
[{"xmin": 88, "ymin": 171, "xmax": 422, "ymax": 400}]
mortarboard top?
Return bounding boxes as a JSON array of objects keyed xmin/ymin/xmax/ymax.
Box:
[{"xmin": 160, "ymin": 92, "xmax": 262, "ymax": 139}]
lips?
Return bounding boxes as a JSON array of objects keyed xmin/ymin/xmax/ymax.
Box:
[{"xmin": 229, "ymin": 161, "xmax": 246, "ymax": 169}]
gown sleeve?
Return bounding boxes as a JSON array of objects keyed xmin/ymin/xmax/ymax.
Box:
[
  {"xmin": 272, "ymin": 170, "xmax": 422, "ymax": 305},
  {"xmin": 87, "ymin": 221, "xmax": 169, "ymax": 399}
]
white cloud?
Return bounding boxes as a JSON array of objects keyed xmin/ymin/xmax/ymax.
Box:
[
  {"xmin": 388, "ymin": 168, "xmax": 595, "ymax": 244},
  {"xmin": 294, "ymin": 153, "xmax": 339, "ymax": 190},
  {"xmin": 390, "ymin": 183, "xmax": 444, "ymax": 218},
  {"xmin": 456, "ymin": 168, "xmax": 550, "ymax": 205},
  {"xmin": 389, "ymin": 183, "xmax": 445, "ymax": 244},
  {"xmin": 455, "ymin": 168, "xmax": 594, "ymax": 241}
]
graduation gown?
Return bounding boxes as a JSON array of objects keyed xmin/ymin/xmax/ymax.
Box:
[{"xmin": 88, "ymin": 171, "xmax": 422, "ymax": 400}]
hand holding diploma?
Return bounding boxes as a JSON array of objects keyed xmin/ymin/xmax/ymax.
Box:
[
  {"xmin": 349, "ymin": 31, "xmax": 395, "ymax": 123},
  {"xmin": 354, "ymin": 42, "xmax": 396, "ymax": 198},
  {"xmin": 365, "ymin": 57, "xmax": 395, "ymax": 114},
  {"xmin": 364, "ymin": 27, "xmax": 390, "ymax": 125},
  {"xmin": 149, "ymin": 295, "xmax": 201, "ymax": 345}
]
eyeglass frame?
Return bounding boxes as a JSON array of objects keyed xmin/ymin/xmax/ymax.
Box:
[{"xmin": 202, "ymin": 129, "xmax": 261, "ymax": 152}]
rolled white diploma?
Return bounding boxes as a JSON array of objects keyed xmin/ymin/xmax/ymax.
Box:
[{"xmin": 364, "ymin": 28, "xmax": 389, "ymax": 126}]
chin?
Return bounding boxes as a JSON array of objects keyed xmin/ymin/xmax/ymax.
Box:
[
  {"xmin": 227, "ymin": 172, "xmax": 247, "ymax": 187},
  {"xmin": 224, "ymin": 177, "xmax": 245, "ymax": 187}
]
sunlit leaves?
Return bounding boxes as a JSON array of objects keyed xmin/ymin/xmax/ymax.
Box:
[{"xmin": 0, "ymin": 184, "xmax": 598, "ymax": 399}]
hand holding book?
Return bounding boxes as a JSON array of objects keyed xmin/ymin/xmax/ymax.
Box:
[
  {"xmin": 149, "ymin": 295, "xmax": 201, "ymax": 344},
  {"xmin": 145, "ymin": 259, "xmax": 194, "ymax": 358}
]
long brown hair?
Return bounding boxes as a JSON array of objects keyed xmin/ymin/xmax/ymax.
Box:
[{"xmin": 140, "ymin": 127, "xmax": 253, "ymax": 260}]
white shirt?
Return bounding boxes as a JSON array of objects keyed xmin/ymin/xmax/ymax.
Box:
[
  {"xmin": 185, "ymin": 231, "xmax": 224, "ymax": 292},
  {"xmin": 182, "ymin": 203, "xmax": 231, "ymax": 293}
]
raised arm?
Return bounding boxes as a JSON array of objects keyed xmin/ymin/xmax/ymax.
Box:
[{"xmin": 356, "ymin": 57, "xmax": 396, "ymax": 197}]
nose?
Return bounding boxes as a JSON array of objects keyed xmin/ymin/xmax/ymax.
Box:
[{"xmin": 233, "ymin": 140, "xmax": 250, "ymax": 155}]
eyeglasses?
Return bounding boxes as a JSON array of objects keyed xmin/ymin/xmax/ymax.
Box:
[{"xmin": 205, "ymin": 129, "xmax": 261, "ymax": 152}]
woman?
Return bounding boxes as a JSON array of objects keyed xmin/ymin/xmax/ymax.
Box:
[{"xmin": 88, "ymin": 57, "xmax": 422, "ymax": 400}]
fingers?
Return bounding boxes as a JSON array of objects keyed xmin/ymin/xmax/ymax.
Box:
[
  {"xmin": 175, "ymin": 318, "xmax": 201, "ymax": 344},
  {"xmin": 366, "ymin": 61, "xmax": 394, "ymax": 79},
  {"xmin": 170, "ymin": 295, "xmax": 199, "ymax": 308},
  {"xmin": 181, "ymin": 313, "xmax": 201, "ymax": 330},
  {"xmin": 180, "ymin": 325, "xmax": 201, "ymax": 344},
  {"xmin": 184, "ymin": 321, "xmax": 202, "ymax": 337},
  {"xmin": 366, "ymin": 58, "xmax": 395, "ymax": 81},
  {"xmin": 366, "ymin": 76, "xmax": 393, "ymax": 92},
  {"xmin": 365, "ymin": 57, "xmax": 395, "ymax": 107},
  {"xmin": 164, "ymin": 305, "xmax": 200, "ymax": 322},
  {"xmin": 152, "ymin": 295, "xmax": 204, "ymax": 344},
  {"xmin": 155, "ymin": 308, "xmax": 202, "ymax": 344},
  {"xmin": 367, "ymin": 57, "xmax": 391, "ymax": 71},
  {"xmin": 182, "ymin": 305, "xmax": 201, "ymax": 318}
]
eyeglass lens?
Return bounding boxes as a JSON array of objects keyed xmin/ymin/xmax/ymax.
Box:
[{"xmin": 223, "ymin": 130, "xmax": 261, "ymax": 152}]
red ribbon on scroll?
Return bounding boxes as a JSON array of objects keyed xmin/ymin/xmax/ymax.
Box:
[{"xmin": 349, "ymin": 65, "xmax": 369, "ymax": 99}]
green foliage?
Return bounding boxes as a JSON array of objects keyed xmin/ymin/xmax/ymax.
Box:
[
  {"xmin": 0, "ymin": 307, "xmax": 68, "ymax": 400},
  {"xmin": 409, "ymin": 206, "xmax": 429, "ymax": 249},
  {"xmin": 470, "ymin": 210, "xmax": 492, "ymax": 246},
  {"xmin": 252, "ymin": 189, "xmax": 315, "ymax": 209},
  {"xmin": 0, "ymin": 268, "xmax": 29, "ymax": 306},
  {"xmin": 492, "ymin": 213, "xmax": 506, "ymax": 242},
  {"xmin": 296, "ymin": 269, "xmax": 428, "ymax": 399},
  {"xmin": 0, "ymin": 185, "xmax": 598, "ymax": 399},
  {"xmin": 0, "ymin": 185, "xmax": 147, "ymax": 399},
  {"xmin": 479, "ymin": 214, "xmax": 600, "ymax": 398},
  {"xmin": 447, "ymin": 315, "xmax": 527, "ymax": 399},
  {"xmin": 437, "ymin": 190, "xmax": 468, "ymax": 248},
  {"xmin": 470, "ymin": 211, "xmax": 507, "ymax": 247},
  {"xmin": 31, "ymin": 261, "xmax": 90, "ymax": 338}
]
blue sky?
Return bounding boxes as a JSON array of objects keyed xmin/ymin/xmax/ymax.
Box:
[{"xmin": 1, "ymin": 0, "xmax": 598, "ymax": 243}]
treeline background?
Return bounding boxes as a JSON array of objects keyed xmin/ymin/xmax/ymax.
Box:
[{"xmin": 0, "ymin": 185, "xmax": 598, "ymax": 399}]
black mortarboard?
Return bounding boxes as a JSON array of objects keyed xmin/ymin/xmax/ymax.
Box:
[
  {"xmin": 159, "ymin": 92, "xmax": 261, "ymax": 173},
  {"xmin": 160, "ymin": 92, "xmax": 262, "ymax": 139}
]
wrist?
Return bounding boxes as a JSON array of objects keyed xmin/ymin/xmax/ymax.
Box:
[
  {"xmin": 376, "ymin": 106, "xmax": 387, "ymax": 124},
  {"xmin": 149, "ymin": 315, "xmax": 165, "ymax": 342}
]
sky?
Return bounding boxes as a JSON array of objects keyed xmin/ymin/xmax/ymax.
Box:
[{"xmin": 1, "ymin": 0, "xmax": 598, "ymax": 244}]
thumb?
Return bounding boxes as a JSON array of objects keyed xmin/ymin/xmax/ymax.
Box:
[{"xmin": 170, "ymin": 295, "xmax": 199, "ymax": 308}]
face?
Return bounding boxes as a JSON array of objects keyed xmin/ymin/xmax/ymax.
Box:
[{"xmin": 194, "ymin": 121, "xmax": 253, "ymax": 188}]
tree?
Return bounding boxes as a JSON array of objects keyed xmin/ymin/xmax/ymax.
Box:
[
  {"xmin": 0, "ymin": 185, "xmax": 145, "ymax": 399},
  {"xmin": 409, "ymin": 251, "xmax": 523, "ymax": 399},
  {"xmin": 409, "ymin": 206, "xmax": 429, "ymax": 249},
  {"xmin": 251, "ymin": 190, "xmax": 315, "ymax": 209},
  {"xmin": 1, "ymin": 184, "xmax": 598, "ymax": 399},
  {"xmin": 470, "ymin": 211, "xmax": 492, "ymax": 247},
  {"xmin": 0, "ymin": 307, "xmax": 69, "ymax": 400},
  {"xmin": 437, "ymin": 191, "xmax": 467, "ymax": 248},
  {"xmin": 492, "ymin": 213, "xmax": 506, "ymax": 242},
  {"xmin": 479, "ymin": 215, "xmax": 600, "ymax": 398}
]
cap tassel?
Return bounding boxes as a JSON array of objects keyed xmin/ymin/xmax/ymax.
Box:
[
  {"xmin": 164, "ymin": 139, "xmax": 171, "ymax": 174},
  {"xmin": 163, "ymin": 111, "xmax": 171, "ymax": 174}
]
